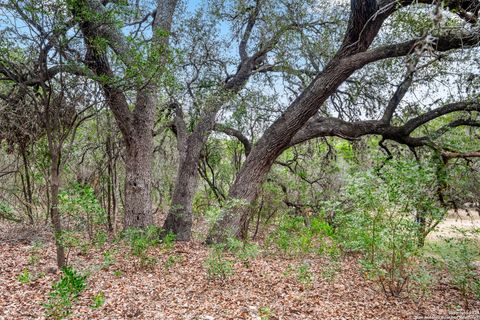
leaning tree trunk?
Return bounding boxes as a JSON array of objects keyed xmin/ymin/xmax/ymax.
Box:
[
  {"xmin": 205, "ymin": 0, "xmax": 395, "ymax": 243},
  {"xmin": 123, "ymin": 124, "xmax": 154, "ymax": 228},
  {"xmin": 162, "ymin": 152, "xmax": 199, "ymax": 240},
  {"xmin": 206, "ymin": 59, "xmax": 361, "ymax": 243},
  {"xmin": 163, "ymin": 125, "xmax": 208, "ymax": 240}
]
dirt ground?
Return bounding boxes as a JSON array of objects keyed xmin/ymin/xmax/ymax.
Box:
[
  {"xmin": 1, "ymin": 221, "xmax": 480, "ymax": 320},
  {"xmin": 428, "ymin": 209, "xmax": 480, "ymax": 240}
]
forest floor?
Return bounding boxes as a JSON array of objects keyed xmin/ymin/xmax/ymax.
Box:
[{"xmin": 1, "ymin": 219, "xmax": 480, "ymax": 320}]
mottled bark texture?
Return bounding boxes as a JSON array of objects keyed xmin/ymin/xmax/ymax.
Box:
[{"xmin": 71, "ymin": 0, "xmax": 178, "ymax": 228}]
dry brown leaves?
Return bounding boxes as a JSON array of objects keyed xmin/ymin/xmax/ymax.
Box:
[{"xmin": 0, "ymin": 224, "xmax": 478, "ymax": 319}]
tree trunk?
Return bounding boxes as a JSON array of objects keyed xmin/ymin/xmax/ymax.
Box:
[
  {"xmin": 106, "ymin": 134, "xmax": 114, "ymax": 232},
  {"xmin": 123, "ymin": 125, "xmax": 154, "ymax": 228},
  {"xmin": 20, "ymin": 148, "xmax": 34, "ymax": 224},
  {"xmin": 163, "ymin": 124, "xmax": 208, "ymax": 240},
  {"xmin": 49, "ymin": 150, "xmax": 66, "ymax": 269},
  {"xmin": 162, "ymin": 152, "xmax": 199, "ymax": 240}
]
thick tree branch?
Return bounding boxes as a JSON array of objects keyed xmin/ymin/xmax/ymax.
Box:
[
  {"xmin": 214, "ymin": 124, "xmax": 252, "ymax": 156},
  {"xmin": 290, "ymin": 100, "xmax": 480, "ymax": 149},
  {"xmin": 402, "ymin": 101, "xmax": 480, "ymax": 134},
  {"xmin": 381, "ymin": 69, "xmax": 414, "ymax": 123},
  {"xmin": 348, "ymin": 31, "xmax": 480, "ymax": 69}
]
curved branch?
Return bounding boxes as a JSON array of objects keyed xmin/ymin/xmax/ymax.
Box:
[
  {"xmin": 214, "ymin": 124, "xmax": 252, "ymax": 156},
  {"xmin": 402, "ymin": 101, "xmax": 480, "ymax": 134}
]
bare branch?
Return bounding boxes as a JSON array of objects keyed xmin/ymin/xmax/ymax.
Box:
[{"xmin": 214, "ymin": 124, "xmax": 252, "ymax": 156}]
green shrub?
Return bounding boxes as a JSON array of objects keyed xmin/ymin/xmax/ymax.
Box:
[
  {"xmin": 93, "ymin": 230, "xmax": 108, "ymax": 248},
  {"xmin": 164, "ymin": 254, "xmax": 183, "ymax": 271},
  {"xmin": 44, "ymin": 267, "xmax": 86, "ymax": 319},
  {"xmin": 101, "ymin": 249, "xmax": 116, "ymax": 269},
  {"xmin": 123, "ymin": 226, "xmax": 161, "ymax": 268},
  {"xmin": 18, "ymin": 268, "xmax": 31, "ymax": 284},
  {"xmin": 91, "ymin": 291, "xmax": 105, "ymax": 309},
  {"xmin": 333, "ymin": 160, "xmax": 444, "ymax": 297},
  {"xmin": 296, "ymin": 263, "xmax": 313, "ymax": 286},
  {"xmin": 431, "ymin": 232, "xmax": 480, "ymax": 308},
  {"xmin": 57, "ymin": 231, "xmax": 89, "ymax": 265},
  {"xmin": 266, "ymin": 215, "xmax": 336, "ymax": 256},
  {"xmin": 226, "ymin": 237, "xmax": 260, "ymax": 267},
  {"xmin": 205, "ymin": 244, "xmax": 234, "ymax": 280},
  {"xmin": 59, "ymin": 183, "xmax": 107, "ymax": 237},
  {"xmin": 162, "ymin": 231, "xmax": 176, "ymax": 249}
]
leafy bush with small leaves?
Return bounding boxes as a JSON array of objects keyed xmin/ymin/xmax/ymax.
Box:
[
  {"xmin": 162, "ymin": 231, "xmax": 176, "ymax": 249},
  {"xmin": 334, "ymin": 160, "xmax": 444, "ymax": 297},
  {"xmin": 205, "ymin": 244, "xmax": 234, "ymax": 280},
  {"xmin": 0, "ymin": 201, "xmax": 17, "ymax": 221},
  {"xmin": 57, "ymin": 230, "xmax": 89, "ymax": 265},
  {"xmin": 59, "ymin": 183, "xmax": 107, "ymax": 237},
  {"xmin": 226, "ymin": 237, "xmax": 259, "ymax": 267},
  {"xmin": 113, "ymin": 270, "xmax": 123, "ymax": 277},
  {"xmin": 123, "ymin": 226, "xmax": 161, "ymax": 268},
  {"xmin": 296, "ymin": 263, "xmax": 314, "ymax": 286},
  {"xmin": 430, "ymin": 232, "xmax": 480, "ymax": 309},
  {"xmin": 164, "ymin": 254, "xmax": 183, "ymax": 271},
  {"xmin": 266, "ymin": 215, "xmax": 336, "ymax": 256},
  {"xmin": 101, "ymin": 249, "xmax": 116, "ymax": 269},
  {"xmin": 93, "ymin": 231, "xmax": 108, "ymax": 248},
  {"xmin": 44, "ymin": 267, "xmax": 86, "ymax": 319},
  {"xmin": 18, "ymin": 268, "xmax": 31, "ymax": 284}
]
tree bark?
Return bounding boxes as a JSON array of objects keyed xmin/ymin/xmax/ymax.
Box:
[
  {"xmin": 106, "ymin": 134, "xmax": 114, "ymax": 232},
  {"xmin": 20, "ymin": 147, "xmax": 34, "ymax": 224},
  {"xmin": 49, "ymin": 148, "xmax": 66, "ymax": 269},
  {"xmin": 163, "ymin": 106, "xmax": 212, "ymax": 240},
  {"xmin": 162, "ymin": 151, "xmax": 198, "ymax": 240},
  {"xmin": 123, "ymin": 112, "xmax": 155, "ymax": 228}
]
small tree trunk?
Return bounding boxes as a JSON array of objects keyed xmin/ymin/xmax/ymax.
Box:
[
  {"xmin": 163, "ymin": 105, "xmax": 218, "ymax": 240},
  {"xmin": 123, "ymin": 128, "xmax": 154, "ymax": 228},
  {"xmin": 106, "ymin": 135, "xmax": 114, "ymax": 232},
  {"xmin": 49, "ymin": 150, "xmax": 66, "ymax": 269},
  {"xmin": 21, "ymin": 147, "xmax": 34, "ymax": 224}
]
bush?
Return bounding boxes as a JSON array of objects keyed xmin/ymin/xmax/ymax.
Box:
[
  {"xmin": 18, "ymin": 268, "xmax": 31, "ymax": 284},
  {"xmin": 59, "ymin": 183, "xmax": 107, "ymax": 239},
  {"xmin": 205, "ymin": 244, "xmax": 234, "ymax": 281},
  {"xmin": 91, "ymin": 291, "xmax": 105, "ymax": 309},
  {"xmin": 334, "ymin": 159, "xmax": 444, "ymax": 297},
  {"xmin": 431, "ymin": 232, "xmax": 480, "ymax": 309},
  {"xmin": 123, "ymin": 226, "xmax": 161, "ymax": 268},
  {"xmin": 226, "ymin": 237, "xmax": 260, "ymax": 267},
  {"xmin": 164, "ymin": 254, "xmax": 183, "ymax": 271},
  {"xmin": 162, "ymin": 231, "xmax": 176, "ymax": 249},
  {"xmin": 266, "ymin": 215, "xmax": 336, "ymax": 256},
  {"xmin": 296, "ymin": 263, "xmax": 314, "ymax": 286},
  {"xmin": 44, "ymin": 267, "xmax": 86, "ymax": 319}
]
